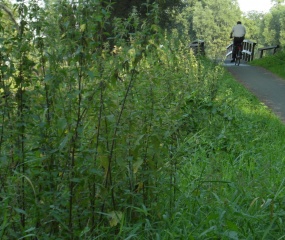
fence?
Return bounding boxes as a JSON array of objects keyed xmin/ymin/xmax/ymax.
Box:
[
  {"xmin": 258, "ymin": 45, "xmax": 280, "ymax": 58},
  {"xmin": 189, "ymin": 40, "xmax": 205, "ymax": 56}
]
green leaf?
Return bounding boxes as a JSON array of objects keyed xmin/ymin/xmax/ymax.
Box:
[
  {"xmin": 59, "ymin": 133, "xmax": 72, "ymax": 150},
  {"xmin": 80, "ymin": 24, "xmax": 86, "ymax": 32},
  {"xmin": 108, "ymin": 211, "xmax": 123, "ymax": 227},
  {"xmin": 57, "ymin": 117, "xmax": 67, "ymax": 130},
  {"xmin": 133, "ymin": 159, "xmax": 143, "ymax": 174},
  {"xmin": 223, "ymin": 230, "xmax": 238, "ymax": 240},
  {"xmin": 25, "ymin": 227, "xmax": 36, "ymax": 233},
  {"xmin": 80, "ymin": 226, "xmax": 91, "ymax": 237},
  {"xmin": 18, "ymin": 234, "xmax": 37, "ymax": 239},
  {"xmin": 14, "ymin": 208, "xmax": 27, "ymax": 215},
  {"xmin": 70, "ymin": 178, "xmax": 81, "ymax": 183}
]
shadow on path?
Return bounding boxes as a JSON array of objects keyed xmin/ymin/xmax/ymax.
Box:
[{"xmin": 224, "ymin": 59, "xmax": 285, "ymax": 122}]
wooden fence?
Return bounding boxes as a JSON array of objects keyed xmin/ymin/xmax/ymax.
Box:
[
  {"xmin": 189, "ymin": 40, "xmax": 205, "ymax": 56},
  {"xmin": 258, "ymin": 45, "xmax": 280, "ymax": 58}
]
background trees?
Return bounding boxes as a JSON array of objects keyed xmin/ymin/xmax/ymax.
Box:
[
  {"xmin": 242, "ymin": 11, "xmax": 263, "ymax": 43},
  {"xmin": 242, "ymin": 2, "xmax": 285, "ymax": 52},
  {"xmin": 174, "ymin": 0, "xmax": 285, "ymax": 57},
  {"xmin": 191, "ymin": 0, "xmax": 241, "ymax": 58},
  {"xmin": 3, "ymin": 0, "xmax": 283, "ymax": 58},
  {"xmin": 171, "ymin": 0, "xmax": 242, "ymax": 57},
  {"xmin": 261, "ymin": 4, "xmax": 285, "ymax": 47}
]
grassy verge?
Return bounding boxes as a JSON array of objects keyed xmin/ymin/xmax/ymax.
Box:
[
  {"xmin": 153, "ymin": 67, "xmax": 285, "ymax": 239},
  {"xmin": 250, "ymin": 50, "xmax": 285, "ymax": 79}
]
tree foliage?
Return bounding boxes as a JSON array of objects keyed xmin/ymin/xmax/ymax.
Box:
[
  {"xmin": 261, "ymin": 4, "xmax": 285, "ymax": 46},
  {"xmin": 241, "ymin": 2, "xmax": 285, "ymax": 49},
  {"xmin": 178, "ymin": 0, "xmax": 241, "ymax": 58},
  {"xmin": 242, "ymin": 11, "xmax": 263, "ymax": 42},
  {"xmin": 110, "ymin": 0, "xmax": 183, "ymax": 27}
]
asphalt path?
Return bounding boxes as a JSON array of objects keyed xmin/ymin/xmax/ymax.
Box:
[{"xmin": 224, "ymin": 59, "xmax": 285, "ymax": 122}]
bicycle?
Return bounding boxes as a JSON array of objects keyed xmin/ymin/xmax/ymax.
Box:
[{"xmin": 235, "ymin": 43, "xmax": 243, "ymax": 66}]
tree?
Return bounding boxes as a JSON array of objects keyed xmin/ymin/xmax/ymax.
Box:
[
  {"xmin": 242, "ymin": 11, "xmax": 264, "ymax": 43},
  {"xmin": 261, "ymin": 4, "xmax": 285, "ymax": 46},
  {"xmin": 0, "ymin": 3, "xmax": 19, "ymax": 32},
  {"xmin": 191, "ymin": 0, "xmax": 241, "ymax": 58},
  {"xmin": 172, "ymin": 0, "xmax": 200, "ymax": 40},
  {"xmin": 271, "ymin": 0, "xmax": 285, "ymax": 5},
  {"xmin": 109, "ymin": 0, "xmax": 183, "ymax": 27}
]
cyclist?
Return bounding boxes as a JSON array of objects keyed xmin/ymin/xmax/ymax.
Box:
[{"xmin": 230, "ymin": 21, "xmax": 246, "ymax": 63}]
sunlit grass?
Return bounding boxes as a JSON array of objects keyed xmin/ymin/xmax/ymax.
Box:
[{"xmin": 251, "ymin": 50, "xmax": 285, "ymax": 79}]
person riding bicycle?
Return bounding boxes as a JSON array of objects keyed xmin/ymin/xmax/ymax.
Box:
[{"xmin": 230, "ymin": 21, "xmax": 246, "ymax": 62}]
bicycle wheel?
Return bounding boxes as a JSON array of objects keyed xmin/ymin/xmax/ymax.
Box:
[
  {"xmin": 235, "ymin": 50, "xmax": 241, "ymax": 66},
  {"xmin": 235, "ymin": 57, "xmax": 239, "ymax": 65},
  {"xmin": 236, "ymin": 56, "xmax": 240, "ymax": 66}
]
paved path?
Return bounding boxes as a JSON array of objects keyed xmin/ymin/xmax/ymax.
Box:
[{"xmin": 224, "ymin": 59, "xmax": 285, "ymax": 122}]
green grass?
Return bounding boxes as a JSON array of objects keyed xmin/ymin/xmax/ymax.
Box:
[
  {"xmin": 148, "ymin": 68, "xmax": 285, "ymax": 239},
  {"xmin": 251, "ymin": 50, "xmax": 285, "ymax": 79}
]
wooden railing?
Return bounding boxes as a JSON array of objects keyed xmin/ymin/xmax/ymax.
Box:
[
  {"xmin": 189, "ymin": 39, "xmax": 205, "ymax": 56},
  {"xmin": 258, "ymin": 45, "xmax": 279, "ymax": 58},
  {"xmin": 226, "ymin": 40, "xmax": 257, "ymax": 62}
]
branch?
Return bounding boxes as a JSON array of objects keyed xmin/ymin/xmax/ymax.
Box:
[{"xmin": 0, "ymin": 3, "xmax": 20, "ymax": 33}]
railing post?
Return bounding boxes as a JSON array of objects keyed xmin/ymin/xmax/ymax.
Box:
[
  {"xmin": 251, "ymin": 42, "xmax": 257, "ymax": 61},
  {"xmin": 258, "ymin": 45, "xmax": 279, "ymax": 58},
  {"xmin": 248, "ymin": 42, "xmax": 251, "ymax": 61},
  {"xmin": 247, "ymin": 42, "xmax": 250, "ymax": 61}
]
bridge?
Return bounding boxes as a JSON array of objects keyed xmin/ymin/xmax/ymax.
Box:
[
  {"xmin": 226, "ymin": 40, "xmax": 280, "ymax": 62},
  {"xmin": 226, "ymin": 40, "xmax": 257, "ymax": 62},
  {"xmin": 189, "ymin": 39, "xmax": 285, "ymax": 122},
  {"xmin": 223, "ymin": 41, "xmax": 285, "ymax": 123},
  {"xmin": 189, "ymin": 39, "xmax": 280, "ymax": 62}
]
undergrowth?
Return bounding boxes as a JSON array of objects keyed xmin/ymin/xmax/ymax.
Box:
[
  {"xmin": 0, "ymin": 1, "xmax": 285, "ymax": 239},
  {"xmin": 155, "ymin": 69, "xmax": 285, "ymax": 239}
]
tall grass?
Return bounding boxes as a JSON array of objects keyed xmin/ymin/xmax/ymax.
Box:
[{"xmin": 151, "ymin": 68, "xmax": 285, "ymax": 239}]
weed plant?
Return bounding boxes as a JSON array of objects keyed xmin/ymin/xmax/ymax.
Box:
[
  {"xmin": 0, "ymin": 1, "xmax": 223, "ymax": 238},
  {"xmin": 1, "ymin": 1, "xmax": 285, "ymax": 239}
]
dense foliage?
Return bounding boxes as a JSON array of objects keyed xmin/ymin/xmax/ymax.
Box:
[
  {"xmin": 0, "ymin": 0, "xmax": 285, "ymax": 239},
  {"xmin": 243, "ymin": 0, "xmax": 285, "ymax": 50},
  {"xmin": 172, "ymin": 0, "xmax": 241, "ymax": 58},
  {"xmin": 0, "ymin": 1, "xmax": 222, "ymax": 238}
]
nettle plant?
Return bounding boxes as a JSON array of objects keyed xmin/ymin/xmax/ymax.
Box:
[{"xmin": 0, "ymin": 0, "xmax": 222, "ymax": 238}]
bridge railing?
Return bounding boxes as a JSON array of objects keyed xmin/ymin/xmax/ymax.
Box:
[
  {"xmin": 189, "ymin": 39, "xmax": 205, "ymax": 56},
  {"xmin": 226, "ymin": 40, "xmax": 257, "ymax": 62},
  {"xmin": 258, "ymin": 45, "xmax": 280, "ymax": 58}
]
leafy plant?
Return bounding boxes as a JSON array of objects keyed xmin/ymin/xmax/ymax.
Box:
[{"xmin": 1, "ymin": 1, "xmax": 285, "ymax": 239}]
